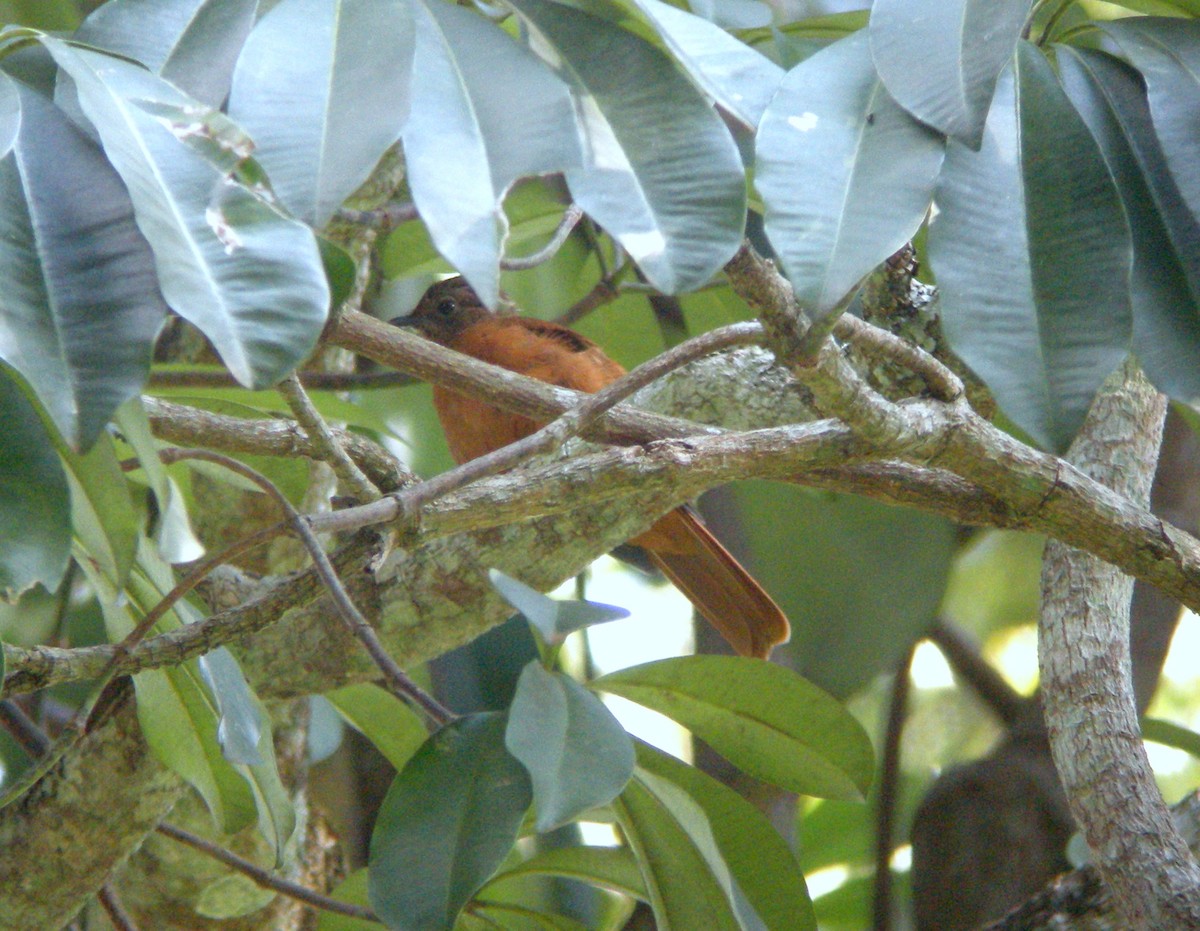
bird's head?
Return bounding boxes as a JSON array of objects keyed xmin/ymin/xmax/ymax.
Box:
[{"xmin": 389, "ymin": 277, "xmax": 502, "ymax": 345}]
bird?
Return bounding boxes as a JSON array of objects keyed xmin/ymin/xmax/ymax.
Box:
[{"xmin": 391, "ymin": 277, "xmax": 790, "ymax": 659}]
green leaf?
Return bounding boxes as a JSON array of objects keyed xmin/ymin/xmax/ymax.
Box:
[
  {"xmin": 869, "ymin": 0, "xmax": 1029, "ymax": 146},
  {"xmin": 0, "ymin": 365, "xmax": 70, "ymax": 599},
  {"xmin": 636, "ymin": 741, "xmax": 815, "ymax": 930},
  {"xmin": 734, "ymin": 483, "xmax": 956, "ymax": 698},
  {"xmin": 228, "ymin": 0, "xmax": 412, "ymax": 227},
  {"xmin": 196, "ymin": 646, "xmax": 264, "ymax": 766},
  {"xmin": 115, "ymin": 399, "xmax": 204, "ymax": 563},
  {"xmin": 929, "ymin": 47, "xmax": 1132, "ymax": 452},
  {"xmin": 194, "ymin": 873, "xmax": 276, "ymax": 919},
  {"xmin": 484, "ymin": 846, "xmax": 648, "ymax": 901},
  {"xmin": 472, "ymin": 903, "xmax": 591, "ymax": 930},
  {"xmin": 74, "ymin": 0, "xmax": 258, "ymax": 106},
  {"xmin": 489, "ymin": 569, "xmax": 629, "ymax": 644},
  {"xmin": 42, "ymin": 39, "xmax": 329, "ymax": 390},
  {"xmin": 0, "ymin": 79, "xmax": 167, "ymax": 449},
  {"xmin": 628, "ymin": 0, "xmax": 783, "ymax": 128},
  {"xmin": 0, "ymin": 71, "xmax": 18, "ymax": 159},
  {"xmin": 318, "ymin": 870, "xmax": 382, "ymax": 931},
  {"xmin": 0, "ymin": 0, "xmax": 78, "ymax": 29},
  {"xmin": 369, "ymin": 713, "xmax": 532, "ymax": 931},
  {"xmin": 307, "ymin": 695, "xmax": 346, "ymax": 764},
  {"xmin": 380, "ymin": 177, "xmax": 572, "ymax": 281},
  {"xmin": 401, "ymin": 0, "xmax": 582, "ymax": 307},
  {"xmin": 509, "ymin": 0, "xmax": 746, "ymax": 294},
  {"xmin": 756, "ymin": 30, "xmax": 945, "ymax": 318},
  {"xmin": 89, "ymin": 540, "xmax": 295, "ymax": 858},
  {"xmin": 1056, "ymin": 47, "xmax": 1200, "ymax": 403},
  {"xmin": 1105, "ymin": 18, "xmax": 1200, "ymax": 231},
  {"xmin": 86, "ymin": 555, "xmax": 256, "ymax": 835},
  {"xmin": 59, "ymin": 429, "xmax": 138, "ymax": 589},
  {"xmin": 1142, "ymin": 717, "xmax": 1200, "ymax": 759},
  {"xmin": 594, "ymin": 656, "xmax": 874, "ymax": 800},
  {"xmin": 505, "ymin": 662, "xmax": 635, "ymax": 831},
  {"xmin": 320, "ymin": 236, "xmax": 358, "ymax": 312},
  {"xmin": 613, "ymin": 775, "xmax": 741, "ymax": 931},
  {"xmin": 325, "ymin": 682, "xmax": 429, "ymax": 772}
]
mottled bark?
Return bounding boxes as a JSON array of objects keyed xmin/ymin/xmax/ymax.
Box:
[{"xmin": 1040, "ymin": 363, "xmax": 1200, "ymax": 927}]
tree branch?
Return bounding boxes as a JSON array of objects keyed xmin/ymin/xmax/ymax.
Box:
[{"xmin": 1039, "ymin": 362, "xmax": 1200, "ymax": 926}]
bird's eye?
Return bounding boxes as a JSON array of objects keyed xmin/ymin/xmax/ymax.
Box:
[{"xmin": 436, "ymin": 298, "xmax": 456, "ymax": 316}]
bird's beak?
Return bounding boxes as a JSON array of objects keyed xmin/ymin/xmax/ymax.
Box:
[{"xmin": 388, "ymin": 314, "xmax": 421, "ymax": 328}]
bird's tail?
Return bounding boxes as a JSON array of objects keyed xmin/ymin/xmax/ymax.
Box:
[{"xmin": 641, "ymin": 508, "xmax": 790, "ymax": 659}]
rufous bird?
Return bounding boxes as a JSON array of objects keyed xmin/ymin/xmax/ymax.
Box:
[{"xmin": 391, "ymin": 277, "xmax": 790, "ymax": 659}]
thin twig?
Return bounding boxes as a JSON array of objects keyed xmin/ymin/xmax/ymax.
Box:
[
  {"xmin": 553, "ymin": 263, "xmax": 631, "ymax": 327},
  {"xmin": 927, "ymin": 617, "xmax": 1028, "ymax": 728},
  {"xmin": 277, "ymin": 373, "xmax": 381, "ymax": 502},
  {"xmin": 156, "ymin": 822, "xmax": 379, "ymax": 921},
  {"xmin": 149, "ymin": 369, "xmax": 413, "ymax": 390},
  {"xmin": 101, "ymin": 519, "xmax": 285, "ymax": 677},
  {"xmin": 98, "ymin": 885, "xmax": 139, "ymax": 931},
  {"xmin": 331, "ymin": 308, "xmax": 722, "ymax": 448},
  {"xmin": 0, "ymin": 700, "xmax": 51, "ymax": 757},
  {"xmin": 872, "ymin": 641, "xmax": 915, "ymax": 931},
  {"xmin": 501, "ymin": 204, "xmax": 583, "ymax": 271},
  {"xmin": 143, "ymin": 395, "xmax": 411, "ymax": 493},
  {"xmin": 388, "ymin": 321, "xmax": 766, "ymax": 522},
  {"xmin": 725, "ymin": 243, "xmax": 930, "ymax": 447},
  {"xmin": 335, "ymin": 200, "xmax": 419, "ymax": 230},
  {"xmin": 834, "ymin": 314, "xmax": 963, "ymax": 403},
  {"xmin": 163, "ymin": 448, "xmax": 453, "ymax": 726}
]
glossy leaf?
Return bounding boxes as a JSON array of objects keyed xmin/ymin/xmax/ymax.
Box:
[
  {"xmin": 757, "ymin": 30, "xmax": 945, "ymax": 317},
  {"xmin": 489, "ymin": 569, "xmax": 629, "ymax": 644},
  {"xmin": 505, "ymin": 662, "xmax": 635, "ymax": 831},
  {"xmin": 595, "ymin": 656, "xmax": 874, "ymax": 800},
  {"xmin": 307, "ymin": 695, "xmax": 346, "ymax": 764},
  {"xmin": 228, "ymin": 0, "xmax": 413, "ymax": 227},
  {"xmin": 613, "ymin": 775, "xmax": 742, "ymax": 931},
  {"xmin": 74, "ymin": 0, "xmax": 257, "ymax": 106},
  {"xmin": 43, "ymin": 39, "xmax": 329, "ymax": 390},
  {"xmin": 869, "ymin": 0, "xmax": 1029, "ymax": 146},
  {"xmin": 1105, "ymin": 19, "xmax": 1200, "ymax": 230},
  {"xmin": 197, "ymin": 646, "xmax": 264, "ymax": 766},
  {"xmin": 929, "ymin": 47, "xmax": 1131, "ymax": 452},
  {"xmin": 1057, "ymin": 47, "xmax": 1200, "ymax": 403},
  {"xmin": 484, "ymin": 845, "xmax": 648, "ymax": 900},
  {"xmin": 0, "ymin": 71, "xmax": 18, "ymax": 158},
  {"xmin": 629, "ymin": 0, "xmax": 783, "ymax": 128},
  {"xmin": 402, "ymin": 0, "xmax": 582, "ymax": 307},
  {"xmin": 0, "ymin": 79, "xmax": 166, "ymax": 450},
  {"xmin": 369, "ymin": 713, "xmax": 532, "ymax": 931},
  {"xmin": 509, "ymin": 0, "xmax": 746, "ymax": 294},
  {"xmin": 325, "ymin": 682, "xmax": 429, "ymax": 771},
  {"xmin": 636, "ymin": 741, "xmax": 814, "ymax": 930},
  {"xmin": 0, "ymin": 365, "xmax": 69, "ymax": 598}
]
